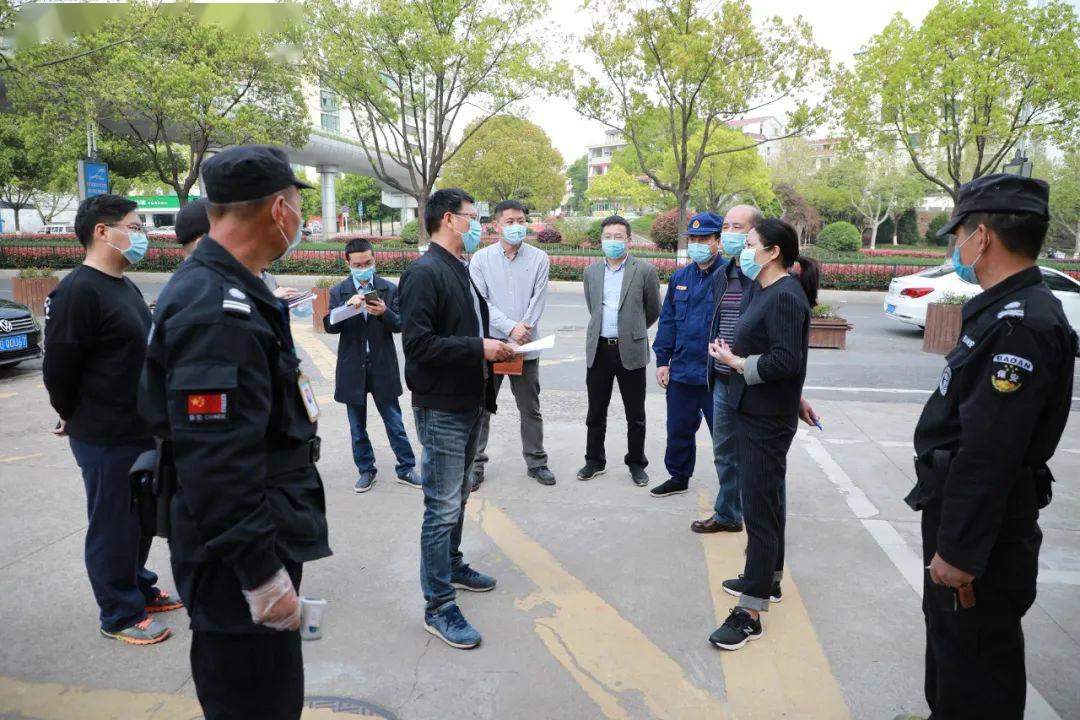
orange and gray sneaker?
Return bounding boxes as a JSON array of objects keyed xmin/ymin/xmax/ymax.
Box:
[
  {"xmin": 100, "ymin": 617, "xmax": 171, "ymax": 645},
  {"xmin": 145, "ymin": 589, "xmax": 183, "ymax": 614}
]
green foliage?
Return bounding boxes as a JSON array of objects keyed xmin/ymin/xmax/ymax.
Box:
[
  {"xmin": 936, "ymin": 292, "xmax": 969, "ymax": 305},
  {"xmin": 16, "ymin": 266, "xmax": 56, "ymax": 279},
  {"xmin": 817, "ymin": 221, "xmax": 862, "ymax": 253},
  {"xmin": 567, "ymin": 155, "xmax": 589, "ymax": 213},
  {"xmin": 630, "ymin": 214, "xmax": 656, "ymax": 238},
  {"xmin": 835, "ymin": 0, "xmax": 1080, "ymax": 201},
  {"xmin": 686, "ymin": 126, "xmax": 775, "ymax": 212},
  {"xmin": 553, "ymin": 217, "xmax": 593, "ymax": 247},
  {"xmin": 442, "ymin": 116, "xmax": 566, "ymax": 213},
  {"xmin": 313, "ymin": 276, "xmax": 340, "ymax": 288},
  {"xmin": 811, "ymin": 304, "xmax": 838, "ymax": 319},
  {"xmin": 585, "ymin": 220, "xmax": 603, "ymax": 245},
  {"xmin": 400, "ymin": 219, "xmax": 419, "ymax": 244},
  {"xmin": 926, "ymin": 212, "xmax": 950, "ymax": 246},
  {"xmin": 1047, "ymin": 151, "xmax": 1080, "ymax": 254},
  {"xmin": 650, "ymin": 210, "xmax": 680, "ymax": 251},
  {"xmin": 585, "ymin": 165, "xmax": 655, "ymax": 213}
]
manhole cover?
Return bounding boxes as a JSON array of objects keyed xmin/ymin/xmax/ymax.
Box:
[{"xmin": 305, "ymin": 695, "xmax": 399, "ymax": 718}]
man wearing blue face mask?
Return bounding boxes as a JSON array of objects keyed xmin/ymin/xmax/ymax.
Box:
[
  {"xmin": 44, "ymin": 194, "xmax": 179, "ymax": 647},
  {"xmin": 470, "ymin": 200, "xmax": 555, "ymax": 488},
  {"xmin": 324, "ymin": 238, "xmax": 419, "ymax": 493},
  {"xmin": 649, "ymin": 212, "xmax": 724, "ymax": 498}
]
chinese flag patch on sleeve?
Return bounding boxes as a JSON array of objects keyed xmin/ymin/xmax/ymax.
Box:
[{"xmin": 187, "ymin": 393, "xmax": 228, "ymax": 422}]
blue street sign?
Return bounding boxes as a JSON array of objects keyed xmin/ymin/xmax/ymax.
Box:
[{"xmin": 77, "ymin": 159, "xmax": 110, "ymax": 200}]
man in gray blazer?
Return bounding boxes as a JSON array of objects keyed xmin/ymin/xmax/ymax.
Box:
[{"xmin": 579, "ymin": 215, "xmax": 661, "ymax": 486}]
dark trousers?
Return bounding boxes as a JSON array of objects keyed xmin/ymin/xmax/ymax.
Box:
[
  {"xmin": 585, "ymin": 342, "xmax": 647, "ymax": 468},
  {"xmin": 68, "ymin": 436, "xmax": 158, "ymax": 632},
  {"xmin": 735, "ymin": 411, "xmax": 796, "ymax": 612},
  {"xmin": 346, "ymin": 394, "xmax": 416, "ymax": 478},
  {"xmin": 920, "ymin": 502, "xmax": 1036, "ymax": 719},
  {"xmin": 663, "ymin": 380, "xmax": 713, "ymax": 481},
  {"xmin": 191, "ymin": 629, "xmax": 304, "ymax": 720},
  {"xmin": 475, "ymin": 358, "xmax": 548, "ymax": 471}
]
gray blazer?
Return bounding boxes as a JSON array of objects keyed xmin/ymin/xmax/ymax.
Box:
[{"xmin": 583, "ymin": 255, "xmax": 661, "ymax": 370}]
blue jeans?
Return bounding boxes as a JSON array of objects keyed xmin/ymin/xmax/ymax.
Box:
[
  {"xmin": 346, "ymin": 395, "xmax": 416, "ymax": 478},
  {"xmin": 663, "ymin": 380, "xmax": 714, "ymax": 481},
  {"xmin": 710, "ymin": 380, "xmax": 742, "ymax": 524},
  {"xmin": 415, "ymin": 406, "xmax": 484, "ymax": 612},
  {"xmin": 68, "ymin": 437, "xmax": 159, "ymax": 632}
]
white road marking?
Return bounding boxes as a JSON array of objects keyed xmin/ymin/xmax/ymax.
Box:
[
  {"xmin": 803, "ymin": 385, "xmax": 1080, "ymax": 403},
  {"xmin": 801, "ymin": 436, "xmax": 1063, "ymax": 720}
]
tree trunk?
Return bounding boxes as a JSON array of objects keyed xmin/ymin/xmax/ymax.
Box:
[
  {"xmin": 415, "ymin": 194, "xmax": 428, "ymax": 245},
  {"xmin": 676, "ymin": 191, "xmax": 689, "ymax": 260},
  {"xmin": 13, "ymin": 207, "xmax": 20, "ymax": 231},
  {"xmin": 1074, "ymin": 220, "xmax": 1080, "ymax": 259},
  {"xmin": 869, "ymin": 221, "xmax": 878, "ymax": 250},
  {"xmin": 892, "ymin": 213, "xmax": 899, "ymax": 245}
]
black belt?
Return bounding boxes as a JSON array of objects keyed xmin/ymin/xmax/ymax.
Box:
[
  {"xmin": 600, "ymin": 337, "xmax": 619, "ymax": 345},
  {"xmin": 267, "ymin": 437, "xmax": 321, "ymax": 476},
  {"xmin": 714, "ymin": 372, "xmax": 730, "ymax": 384}
]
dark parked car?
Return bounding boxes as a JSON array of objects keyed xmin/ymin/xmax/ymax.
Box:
[{"xmin": 0, "ymin": 299, "xmax": 42, "ymax": 368}]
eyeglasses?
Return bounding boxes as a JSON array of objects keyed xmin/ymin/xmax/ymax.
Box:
[
  {"xmin": 110, "ymin": 223, "xmax": 145, "ymax": 234},
  {"xmin": 600, "ymin": 235, "xmax": 626, "ymax": 242},
  {"xmin": 451, "ymin": 212, "xmax": 478, "ymax": 222}
]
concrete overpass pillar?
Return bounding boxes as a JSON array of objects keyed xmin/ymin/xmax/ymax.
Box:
[{"xmin": 318, "ymin": 165, "xmax": 338, "ymax": 240}]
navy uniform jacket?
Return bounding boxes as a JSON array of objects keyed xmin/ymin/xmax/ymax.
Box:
[
  {"xmin": 910, "ymin": 266, "xmax": 1075, "ymax": 598},
  {"xmin": 652, "ymin": 259, "xmax": 720, "ymax": 386},
  {"xmin": 139, "ymin": 237, "xmax": 331, "ymax": 633},
  {"xmin": 322, "ymin": 274, "xmax": 403, "ymax": 405}
]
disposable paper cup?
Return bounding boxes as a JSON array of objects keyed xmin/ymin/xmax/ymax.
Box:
[{"xmin": 300, "ymin": 597, "xmax": 327, "ymax": 640}]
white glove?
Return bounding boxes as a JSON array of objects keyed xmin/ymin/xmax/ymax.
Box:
[{"xmin": 241, "ymin": 567, "xmax": 301, "ymax": 631}]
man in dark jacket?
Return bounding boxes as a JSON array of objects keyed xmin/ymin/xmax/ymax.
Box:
[
  {"xmin": 324, "ymin": 238, "xmax": 419, "ymax": 492},
  {"xmin": 398, "ymin": 188, "xmax": 514, "ymax": 650},
  {"xmin": 139, "ymin": 145, "xmax": 331, "ymax": 719}
]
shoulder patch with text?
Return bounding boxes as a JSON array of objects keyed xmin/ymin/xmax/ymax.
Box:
[{"xmin": 989, "ymin": 354, "xmax": 1033, "ymax": 394}]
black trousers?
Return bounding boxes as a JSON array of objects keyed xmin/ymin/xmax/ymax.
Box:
[
  {"xmin": 736, "ymin": 411, "xmax": 796, "ymax": 609},
  {"xmin": 921, "ymin": 502, "xmax": 1037, "ymax": 719},
  {"xmin": 585, "ymin": 342, "xmax": 647, "ymax": 468},
  {"xmin": 192, "ymin": 629, "xmax": 304, "ymax": 720}
]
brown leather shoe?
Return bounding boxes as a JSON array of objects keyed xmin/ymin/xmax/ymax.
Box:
[{"xmin": 691, "ymin": 517, "xmax": 743, "ymax": 534}]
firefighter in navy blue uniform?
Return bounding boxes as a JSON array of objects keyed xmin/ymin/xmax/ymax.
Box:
[
  {"xmin": 901, "ymin": 174, "xmax": 1075, "ymax": 720},
  {"xmin": 139, "ymin": 145, "xmax": 331, "ymax": 720}
]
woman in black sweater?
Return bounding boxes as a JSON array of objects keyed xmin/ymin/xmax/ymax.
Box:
[{"xmin": 705, "ymin": 218, "xmax": 819, "ymax": 650}]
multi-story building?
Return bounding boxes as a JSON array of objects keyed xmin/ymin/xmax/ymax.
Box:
[
  {"xmin": 586, "ymin": 129, "xmax": 627, "ymax": 183},
  {"xmin": 806, "ymin": 137, "xmax": 841, "ymax": 170},
  {"xmin": 725, "ymin": 116, "xmax": 785, "ymax": 165}
]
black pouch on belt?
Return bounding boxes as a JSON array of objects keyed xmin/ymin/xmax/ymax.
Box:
[
  {"xmin": 129, "ymin": 447, "xmax": 160, "ymax": 537},
  {"xmin": 1034, "ymin": 464, "xmax": 1055, "ymax": 509},
  {"xmin": 906, "ymin": 449, "xmax": 952, "ymax": 511}
]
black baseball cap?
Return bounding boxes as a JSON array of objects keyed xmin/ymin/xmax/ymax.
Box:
[
  {"xmin": 200, "ymin": 145, "xmax": 314, "ymax": 204},
  {"xmin": 938, "ymin": 173, "xmax": 1050, "ymax": 237},
  {"xmin": 174, "ymin": 197, "xmax": 210, "ymax": 246}
]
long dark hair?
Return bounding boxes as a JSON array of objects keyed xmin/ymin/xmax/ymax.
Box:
[{"xmin": 756, "ymin": 217, "xmax": 819, "ymax": 306}]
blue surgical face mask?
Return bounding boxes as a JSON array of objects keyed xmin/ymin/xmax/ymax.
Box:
[
  {"xmin": 502, "ymin": 223, "xmax": 527, "ymax": 246},
  {"xmin": 721, "ymin": 231, "xmax": 747, "ymax": 256},
  {"xmin": 687, "ymin": 242, "xmax": 715, "ymax": 265},
  {"xmin": 601, "ymin": 239, "xmax": 627, "ymax": 260},
  {"xmin": 739, "ymin": 246, "xmax": 762, "ymax": 280},
  {"xmin": 951, "ymin": 227, "xmax": 983, "ymax": 285},
  {"xmin": 458, "ymin": 217, "xmax": 482, "ymax": 254},
  {"xmin": 351, "ymin": 266, "xmax": 375, "ymax": 285},
  {"xmin": 108, "ymin": 226, "xmax": 148, "ymax": 265},
  {"xmin": 277, "ymin": 201, "xmax": 303, "ymax": 260}
]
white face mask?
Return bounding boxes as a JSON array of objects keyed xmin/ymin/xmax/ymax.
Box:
[{"xmin": 276, "ymin": 201, "xmax": 303, "ymax": 260}]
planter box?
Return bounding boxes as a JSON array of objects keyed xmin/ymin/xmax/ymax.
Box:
[
  {"xmin": 12, "ymin": 275, "xmax": 59, "ymax": 316},
  {"xmin": 923, "ymin": 303, "xmax": 963, "ymax": 354},
  {"xmin": 809, "ymin": 316, "xmax": 853, "ymax": 349},
  {"xmin": 312, "ymin": 286, "xmax": 331, "ymax": 333}
]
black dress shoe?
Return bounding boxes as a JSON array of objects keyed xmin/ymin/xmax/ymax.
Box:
[
  {"xmin": 629, "ymin": 466, "xmax": 649, "ymax": 487},
  {"xmin": 528, "ymin": 467, "xmax": 556, "ymax": 486},
  {"xmin": 690, "ymin": 517, "xmax": 743, "ymax": 534},
  {"xmin": 576, "ymin": 463, "xmax": 606, "ymax": 480}
]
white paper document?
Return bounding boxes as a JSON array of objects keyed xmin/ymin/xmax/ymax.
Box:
[
  {"xmin": 329, "ymin": 304, "xmax": 362, "ymax": 325},
  {"xmin": 512, "ymin": 334, "xmax": 556, "ymax": 353}
]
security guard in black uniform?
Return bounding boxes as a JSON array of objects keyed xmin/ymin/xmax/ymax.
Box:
[
  {"xmin": 139, "ymin": 145, "xmax": 331, "ymax": 719},
  {"xmin": 902, "ymin": 174, "xmax": 1075, "ymax": 720}
]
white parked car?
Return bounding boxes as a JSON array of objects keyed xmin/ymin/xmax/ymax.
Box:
[{"xmin": 884, "ymin": 264, "xmax": 1080, "ymax": 333}]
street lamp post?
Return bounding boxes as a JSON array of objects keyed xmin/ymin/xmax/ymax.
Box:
[{"xmin": 1003, "ymin": 148, "xmax": 1032, "ymax": 178}]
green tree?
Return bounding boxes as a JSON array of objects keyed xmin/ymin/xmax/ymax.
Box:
[
  {"xmin": 441, "ymin": 116, "xmax": 566, "ymax": 213},
  {"xmin": 13, "ymin": 2, "xmax": 308, "ymax": 207},
  {"xmin": 585, "ymin": 165, "xmax": 656, "ymax": 214},
  {"xmin": 824, "ymin": 152, "xmax": 928, "ymax": 249},
  {"xmin": 575, "ymin": 0, "xmax": 828, "ymax": 250},
  {"xmin": 836, "ymin": 0, "xmax": 1080, "ymax": 249},
  {"xmin": 685, "ymin": 126, "xmax": 774, "ymax": 213},
  {"xmin": 1047, "ymin": 151, "xmax": 1080, "ymax": 257},
  {"xmin": 567, "ymin": 155, "xmax": 588, "ymax": 214},
  {"xmin": 306, "ymin": 0, "xmax": 563, "ymax": 242}
]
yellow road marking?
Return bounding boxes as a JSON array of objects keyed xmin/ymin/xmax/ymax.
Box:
[
  {"xmin": 467, "ymin": 498, "xmax": 729, "ymax": 720},
  {"xmin": 697, "ymin": 493, "xmax": 850, "ymax": 719},
  {"xmin": 292, "ymin": 322, "xmax": 338, "ymax": 384},
  {"xmin": 0, "ymin": 453, "xmax": 42, "ymax": 463},
  {"xmin": 0, "ymin": 676, "xmax": 391, "ymax": 719}
]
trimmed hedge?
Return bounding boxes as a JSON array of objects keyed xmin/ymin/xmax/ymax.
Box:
[
  {"xmin": 817, "ymin": 222, "xmax": 862, "ymax": 253},
  {"xmin": 650, "ymin": 210, "xmax": 680, "ymax": 251}
]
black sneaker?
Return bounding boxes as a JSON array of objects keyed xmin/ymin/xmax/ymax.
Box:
[
  {"xmin": 576, "ymin": 463, "xmax": 606, "ymax": 481},
  {"xmin": 528, "ymin": 466, "xmax": 557, "ymax": 486},
  {"xmin": 629, "ymin": 465, "xmax": 650, "ymax": 487},
  {"xmin": 721, "ymin": 575, "xmax": 782, "ymax": 603},
  {"xmin": 650, "ymin": 477, "xmax": 688, "ymax": 497},
  {"xmin": 709, "ymin": 608, "xmax": 763, "ymax": 650}
]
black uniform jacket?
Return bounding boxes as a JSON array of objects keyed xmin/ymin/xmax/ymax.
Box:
[
  {"xmin": 322, "ymin": 274, "xmax": 403, "ymax": 405},
  {"xmin": 911, "ymin": 266, "xmax": 1076, "ymax": 578},
  {"xmin": 139, "ymin": 237, "xmax": 331, "ymax": 632}
]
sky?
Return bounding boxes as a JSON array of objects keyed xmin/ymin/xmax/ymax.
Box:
[{"xmin": 524, "ymin": 0, "xmax": 941, "ymax": 166}]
